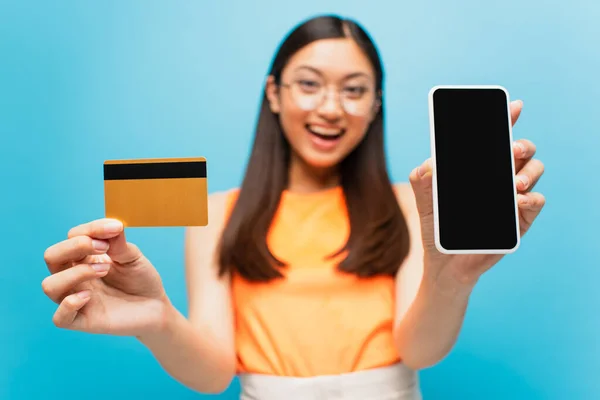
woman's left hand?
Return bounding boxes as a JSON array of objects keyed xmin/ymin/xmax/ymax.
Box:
[{"xmin": 408, "ymin": 100, "xmax": 546, "ymax": 286}]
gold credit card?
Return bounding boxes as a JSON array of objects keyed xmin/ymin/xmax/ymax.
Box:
[{"xmin": 103, "ymin": 157, "xmax": 208, "ymax": 227}]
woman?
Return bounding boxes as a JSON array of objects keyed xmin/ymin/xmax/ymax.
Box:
[{"xmin": 41, "ymin": 15, "xmax": 546, "ymax": 400}]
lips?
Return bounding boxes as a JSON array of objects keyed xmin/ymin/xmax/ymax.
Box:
[{"xmin": 305, "ymin": 124, "xmax": 346, "ymax": 140}]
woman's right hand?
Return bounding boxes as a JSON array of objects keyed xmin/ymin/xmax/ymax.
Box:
[{"xmin": 42, "ymin": 218, "xmax": 171, "ymax": 337}]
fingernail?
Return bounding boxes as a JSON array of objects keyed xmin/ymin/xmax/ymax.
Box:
[
  {"xmin": 105, "ymin": 221, "xmax": 123, "ymax": 234},
  {"xmin": 518, "ymin": 195, "xmax": 528, "ymax": 205},
  {"xmin": 418, "ymin": 159, "xmax": 430, "ymax": 177},
  {"xmin": 77, "ymin": 290, "xmax": 91, "ymax": 299},
  {"xmin": 92, "ymin": 263, "xmax": 110, "ymax": 273},
  {"xmin": 515, "ymin": 142, "xmax": 526, "ymax": 157},
  {"xmin": 517, "ymin": 175, "xmax": 529, "ymax": 189},
  {"xmin": 92, "ymin": 239, "xmax": 109, "ymax": 251}
]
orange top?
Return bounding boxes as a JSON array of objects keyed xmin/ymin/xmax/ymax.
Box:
[{"xmin": 225, "ymin": 186, "xmax": 400, "ymax": 377}]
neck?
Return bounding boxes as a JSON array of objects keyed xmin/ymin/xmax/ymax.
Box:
[{"xmin": 287, "ymin": 153, "xmax": 340, "ymax": 194}]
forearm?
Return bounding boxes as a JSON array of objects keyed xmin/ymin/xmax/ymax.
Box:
[
  {"xmin": 394, "ymin": 266, "xmax": 476, "ymax": 370},
  {"xmin": 137, "ymin": 302, "xmax": 236, "ymax": 394}
]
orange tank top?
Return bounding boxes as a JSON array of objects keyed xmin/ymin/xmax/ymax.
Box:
[{"xmin": 225, "ymin": 186, "xmax": 400, "ymax": 377}]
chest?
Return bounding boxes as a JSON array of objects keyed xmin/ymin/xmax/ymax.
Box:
[{"xmin": 267, "ymin": 195, "xmax": 350, "ymax": 267}]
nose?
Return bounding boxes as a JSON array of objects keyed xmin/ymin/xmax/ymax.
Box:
[{"xmin": 316, "ymin": 87, "xmax": 343, "ymax": 120}]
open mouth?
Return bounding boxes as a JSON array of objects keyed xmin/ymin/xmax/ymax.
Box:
[{"xmin": 305, "ymin": 124, "xmax": 346, "ymax": 140}]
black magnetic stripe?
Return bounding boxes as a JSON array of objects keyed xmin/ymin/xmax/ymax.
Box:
[{"xmin": 104, "ymin": 161, "xmax": 206, "ymax": 180}]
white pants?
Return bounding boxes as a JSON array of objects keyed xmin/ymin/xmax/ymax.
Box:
[{"xmin": 238, "ymin": 362, "xmax": 422, "ymax": 400}]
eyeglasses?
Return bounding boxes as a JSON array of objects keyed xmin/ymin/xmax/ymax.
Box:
[{"xmin": 278, "ymin": 78, "xmax": 379, "ymax": 117}]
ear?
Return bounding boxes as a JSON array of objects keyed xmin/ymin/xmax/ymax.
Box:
[
  {"xmin": 371, "ymin": 90, "xmax": 383, "ymax": 122},
  {"xmin": 370, "ymin": 98, "xmax": 381, "ymax": 122},
  {"xmin": 265, "ymin": 75, "xmax": 281, "ymax": 114}
]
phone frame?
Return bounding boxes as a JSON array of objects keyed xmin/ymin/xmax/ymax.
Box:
[{"xmin": 427, "ymin": 84, "xmax": 521, "ymax": 255}]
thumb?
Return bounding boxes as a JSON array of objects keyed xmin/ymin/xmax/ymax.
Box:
[
  {"xmin": 409, "ymin": 158, "xmax": 436, "ymax": 251},
  {"xmin": 106, "ymin": 230, "xmax": 144, "ymax": 266}
]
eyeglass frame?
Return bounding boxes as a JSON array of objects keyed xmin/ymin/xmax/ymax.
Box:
[{"xmin": 275, "ymin": 78, "xmax": 383, "ymax": 116}]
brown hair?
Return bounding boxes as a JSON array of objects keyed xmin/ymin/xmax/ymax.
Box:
[{"xmin": 217, "ymin": 14, "xmax": 410, "ymax": 281}]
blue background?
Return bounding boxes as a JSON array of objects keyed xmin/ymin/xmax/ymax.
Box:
[{"xmin": 1, "ymin": 1, "xmax": 598, "ymax": 399}]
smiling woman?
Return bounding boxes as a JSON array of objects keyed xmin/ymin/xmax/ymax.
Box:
[
  {"xmin": 218, "ymin": 16, "xmax": 409, "ymax": 285},
  {"xmin": 272, "ymin": 45, "xmax": 379, "ymax": 156},
  {"xmin": 40, "ymin": 13, "xmax": 546, "ymax": 400},
  {"xmin": 212, "ymin": 16, "xmax": 420, "ymax": 399}
]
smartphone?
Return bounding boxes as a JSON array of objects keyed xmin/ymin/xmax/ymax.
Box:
[{"xmin": 428, "ymin": 85, "xmax": 520, "ymax": 254}]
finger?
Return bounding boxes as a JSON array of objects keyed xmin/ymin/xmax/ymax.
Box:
[
  {"xmin": 513, "ymin": 138, "xmax": 537, "ymax": 171},
  {"xmin": 42, "ymin": 263, "xmax": 110, "ymax": 303},
  {"xmin": 106, "ymin": 234, "xmax": 144, "ymax": 266},
  {"xmin": 44, "ymin": 236, "xmax": 111, "ymax": 274},
  {"xmin": 52, "ymin": 290, "xmax": 91, "ymax": 329},
  {"xmin": 68, "ymin": 218, "xmax": 142, "ymax": 266},
  {"xmin": 68, "ymin": 218, "xmax": 124, "ymax": 240},
  {"xmin": 510, "ymin": 100, "xmax": 523, "ymax": 127},
  {"xmin": 517, "ymin": 192, "xmax": 546, "ymax": 234},
  {"xmin": 515, "ymin": 158, "xmax": 545, "ymax": 193},
  {"xmin": 408, "ymin": 158, "xmax": 433, "ymax": 215},
  {"xmin": 409, "ymin": 158, "xmax": 435, "ymax": 250},
  {"xmin": 518, "ymin": 192, "xmax": 546, "ymax": 211}
]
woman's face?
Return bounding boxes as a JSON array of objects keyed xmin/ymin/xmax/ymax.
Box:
[{"xmin": 266, "ymin": 38, "xmax": 379, "ymax": 170}]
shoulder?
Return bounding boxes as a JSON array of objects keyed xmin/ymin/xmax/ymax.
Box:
[
  {"xmin": 208, "ymin": 188, "xmax": 240, "ymax": 216},
  {"xmin": 391, "ymin": 181, "xmax": 423, "ymax": 258},
  {"xmin": 185, "ymin": 188, "xmax": 240, "ymax": 240},
  {"xmin": 392, "ymin": 182, "xmax": 418, "ymax": 221}
]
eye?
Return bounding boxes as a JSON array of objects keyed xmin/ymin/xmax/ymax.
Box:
[
  {"xmin": 297, "ymin": 79, "xmax": 321, "ymax": 92},
  {"xmin": 343, "ymin": 86, "xmax": 367, "ymax": 98}
]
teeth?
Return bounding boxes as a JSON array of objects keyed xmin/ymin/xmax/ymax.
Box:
[{"xmin": 308, "ymin": 125, "xmax": 343, "ymax": 136}]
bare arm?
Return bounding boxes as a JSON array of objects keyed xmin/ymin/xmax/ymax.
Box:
[
  {"xmin": 393, "ymin": 104, "xmax": 545, "ymax": 369},
  {"xmin": 138, "ymin": 191, "xmax": 236, "ymax": 393},
  {"xmin": 393, "ymin": 183, "xmax": 474, "ymax": 370}
]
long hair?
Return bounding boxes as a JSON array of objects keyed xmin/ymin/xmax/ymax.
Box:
[{"xmin": 217, "ymin": 14, "xmax": 410, "ymax": 281}]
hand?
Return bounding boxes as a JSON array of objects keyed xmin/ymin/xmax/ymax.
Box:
[
  {"xmin": 409, "ymin": 100, "xmax": 546, "ymax": 286},
  {"xmin": 42, "ymin": 218, "xmax": 170, "ymax": 336}
]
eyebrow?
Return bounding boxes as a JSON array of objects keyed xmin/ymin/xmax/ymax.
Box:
[{"xmin": 292, "ymin": 65, "xmax": 371, "ymax": 80}]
